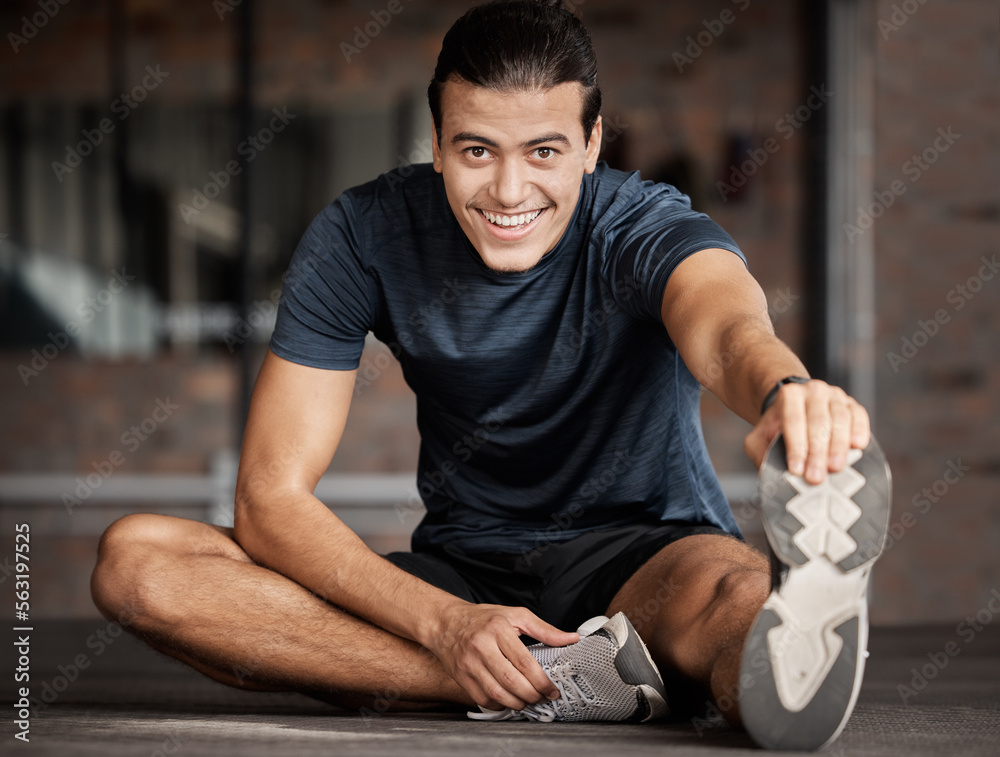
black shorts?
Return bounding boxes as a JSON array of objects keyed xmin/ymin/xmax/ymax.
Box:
[{"xmin": 383, "ymin": 522, "xmax": 736, "ymax": 632}]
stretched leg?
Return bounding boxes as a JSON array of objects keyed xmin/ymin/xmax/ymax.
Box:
[
  {"xmin": 605, "ymin": 534, "xmax": 769, "ymax": 725},
  {"xmin": 91, "ymin": 513, "xmax": 473, "ymax": 710}
]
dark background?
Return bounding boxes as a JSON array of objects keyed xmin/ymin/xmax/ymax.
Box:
[{"xmin": 0, "ymin": 0, "xmax": 996, "ymax": 625}]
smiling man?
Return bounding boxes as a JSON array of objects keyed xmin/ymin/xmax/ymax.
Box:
[
  {"xmin": 91, "ymin": 1, "xmax": 890, "ymax": 752},
  {"xmin": 432, "ymin": 79, "xmax": 597, "ymax": 273}
]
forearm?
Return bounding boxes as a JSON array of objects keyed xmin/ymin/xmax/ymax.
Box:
[
  {"xmin": 663, "ymin": 249, "xmax": 869, "ymax": 481},
  {"xmin": 705, "ymin": 315, "xmax": 809, "ymax": 424},
  {"xmin": 234, "ymin": 489, "xmax": 465, "ymax": 648},
  {"xmin": 661, "ymin": 249, "xmax": 809, "ymax": 422}
]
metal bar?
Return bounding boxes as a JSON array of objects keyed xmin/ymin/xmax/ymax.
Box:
[
  {"xmin": 802, "ymin": 0, "xmax": 830, "ymax": 378},
  {"xmin": 0, "ymin": 472, "xmax": 759, "ymax": 507},
  {"xmin": 824, "ymin": 0, "xmax": 877, "ymax": 413},
  {"xmin": 0, "ymin": 472, "xmax": 415, "ymax": 505},
  {"xmin": 236, "ymin": 0, "xmax": 255, "ymax": 445}
]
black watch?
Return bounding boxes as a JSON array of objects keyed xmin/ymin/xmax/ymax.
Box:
[{"xmin": 760, "ymin": 376, "xmax": 810, "ymax": 415}]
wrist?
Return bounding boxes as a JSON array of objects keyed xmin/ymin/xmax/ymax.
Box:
[
  {"xmin": 414, "ymin": 594, "xmax": 470, "ymax": 649},
  {"xmin": 760, "ymin": 375, "xmax": 810, "ymax": 415}
]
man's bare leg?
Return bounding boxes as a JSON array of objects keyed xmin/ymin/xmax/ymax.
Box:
[
  {"xmin": 605, "ymin": 534, "xmax": 770, "ymax": 725},
  {"xmin": 91, "ymin": 513, "xmax": 474, "ymax": 711}
]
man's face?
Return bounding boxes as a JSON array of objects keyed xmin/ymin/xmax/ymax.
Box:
[{"xmin": 432, "ymin": 79, "xmax": 602, "ymax": 274}]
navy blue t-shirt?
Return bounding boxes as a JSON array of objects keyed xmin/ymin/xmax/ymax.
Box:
[{"xmin": 270, "ymin": 162, "xmax": 744, "ymax": 554}]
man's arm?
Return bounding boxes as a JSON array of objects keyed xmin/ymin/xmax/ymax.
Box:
[
  {"xmin": 233, "ymin": 349, "xmax": 576, "ymax": 710},
  {"xmin": 660, "ymin": 248, "xmax": 870, "ymax": 483}
]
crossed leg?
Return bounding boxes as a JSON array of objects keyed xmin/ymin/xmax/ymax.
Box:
[
  {"xmin": 93, "ymin": 515, "xmax": 767, "ymax": 722},
  {"xmin": 90, "ymin": 513, "xmax": 474, "ymax": 711},
  {"xmin": 606, "ymin": 533, "xmax": 771, "ymax": 725}
]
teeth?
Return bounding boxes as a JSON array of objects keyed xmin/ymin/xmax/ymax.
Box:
[{"xmin": 482, "ymin": 209, "xmax": 541, "ymax": 228}]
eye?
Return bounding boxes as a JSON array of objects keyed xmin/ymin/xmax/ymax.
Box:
[
  {"xmin": 535, "ymin": 147, "xmax": 554, "ymax": 159},
  {"xmin": 465, "ymin": 146, "xmax": 489, "ymax": 159}
]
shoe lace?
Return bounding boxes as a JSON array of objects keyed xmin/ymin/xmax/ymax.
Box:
[
  {"xmin": 466, "ymin": 664, "xmax": 595, "ymax": 722},
  {"xmin": 517, "ymin": 663, "xmax": 595, "ymax": 722}
]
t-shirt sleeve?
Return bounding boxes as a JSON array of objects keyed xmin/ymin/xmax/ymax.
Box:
[
  {"xmin": 601, "ymin": 181, "xmax": 746, "ymax": 322},
  {"xmin": 268, "ymin": 195, "xmax": 375, "ymax": 370}
]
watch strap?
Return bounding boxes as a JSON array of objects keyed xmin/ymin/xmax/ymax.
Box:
[{"xmin": 760, "ymin": 376, "xmax": 810, "ymax": 415}]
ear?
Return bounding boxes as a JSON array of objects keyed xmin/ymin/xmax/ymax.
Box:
[
  {"xmin": 431, "ymin": 119, "xmax": 443, "ymax": 173},
  {"xmin": 584, "ymin": 115, "xmax": 603, "ymax": 174}
]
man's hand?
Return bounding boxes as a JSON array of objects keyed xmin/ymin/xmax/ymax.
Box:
[
  {"xmin": 744, "ymin": 378, "xmax": 871, "ymax": 484},
  {"xmin": 427, "ymin": 602, "xmax": 579, "ymax": 712}
]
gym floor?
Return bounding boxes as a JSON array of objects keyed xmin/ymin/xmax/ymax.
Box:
[{"xmin": 6, "ymin": 620, "xmax": 999, "ymax": 756}]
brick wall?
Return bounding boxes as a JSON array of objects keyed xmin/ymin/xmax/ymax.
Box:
[
  {"xmin": 869, "ymin": 0, "xmax": 999, "ymax": 623},
  {"xmin": 0, "ymin": 344, "xmax": 419, "ymax": 474}
]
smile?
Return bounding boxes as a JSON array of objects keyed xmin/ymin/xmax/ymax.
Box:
[{"xmin": 478, "ymin": 208, "xmax": 543, "ymax": 229}]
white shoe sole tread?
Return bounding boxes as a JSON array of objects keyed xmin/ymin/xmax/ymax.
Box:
[{"xmin": 740, "ymin": 436, "xmax": 891, "ymax": 751}]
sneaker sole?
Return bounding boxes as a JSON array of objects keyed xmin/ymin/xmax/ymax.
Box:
[
  {"xmin": 739, "ymin": 435, "xmax": 891, "ymax": 751},
  {"xmin": 600, "ymin": 613, "xmax": 670, "ymax": 722}
]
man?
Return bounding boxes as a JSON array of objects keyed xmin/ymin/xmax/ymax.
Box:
[{"xmin": 91, "ymin": 0, "xmax": 890, "ymax": 751}]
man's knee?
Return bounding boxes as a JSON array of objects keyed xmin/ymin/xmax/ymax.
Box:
[
  {"xmin": 94, "ymin": 513, "xmax": 186, "ymax": 582},
  {"xmin": 91, "ymin": 514, "xmax": 184, "ymax": 621},
  {"xmin": 661, "ymin": 562, "xmax": 770, "ymax": 669},
  {"xmin": 686, "ymin": 539, "xmax": 770, "ymax": 617},
  {"xmin": 710, "ymin": 566, "xmax": 770, "ymax": 614},
  {"xmin": 97, "ymin": 513, "xmax": 168, "ymax": 559}
]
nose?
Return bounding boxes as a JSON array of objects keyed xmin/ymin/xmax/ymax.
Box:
[{"xmin": 490, "ymin": 157, "xmax": 529, "ymax": 208}]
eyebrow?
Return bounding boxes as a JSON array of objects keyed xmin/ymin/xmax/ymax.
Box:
[{"xmin": 451, "ymin": 131, "xmax": 572, "ymax": 149}]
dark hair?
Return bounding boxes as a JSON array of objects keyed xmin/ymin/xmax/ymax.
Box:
[{"xmin": 428, "ymin": 0, "xmax": 602, "ymax": 144}]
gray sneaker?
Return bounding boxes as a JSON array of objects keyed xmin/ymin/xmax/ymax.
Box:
[
  {"xmin": 467, "ymin": 612, "xmax": 669, "ymax": 723},
  {"xmin": 740, "ymin": 435, "xmax": 892, "ymax": 750}
]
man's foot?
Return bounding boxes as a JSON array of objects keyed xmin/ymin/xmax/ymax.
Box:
[
  {"xmin": 739, "ymin": 435, "xmax": 891, "ymax": 750},
  {"xmin": 467, "ymin": 612, "xmax": 669, "ymax": 723}
]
